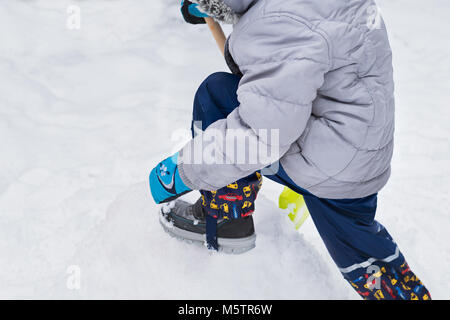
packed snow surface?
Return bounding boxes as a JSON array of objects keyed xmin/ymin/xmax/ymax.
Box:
[{"xmin": 0, "ymin": 0, "xmax": 449, "ymax": 299}]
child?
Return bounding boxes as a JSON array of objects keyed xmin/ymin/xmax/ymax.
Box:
[{"xmin": 149, "ymin": 0, "xmax": 431, "ymax": 300}]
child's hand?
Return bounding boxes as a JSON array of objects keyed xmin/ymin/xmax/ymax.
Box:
[{"xmin": 181, "ymin": 1, "xmax": 209, "ymax": 25}]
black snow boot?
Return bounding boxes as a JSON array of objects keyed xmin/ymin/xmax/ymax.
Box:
[{"xmin": 159, "ymin": 197, "xmax": 256, "ymax": 254}]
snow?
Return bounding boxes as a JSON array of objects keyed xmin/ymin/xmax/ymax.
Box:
[{"xmin": 0, "ymin": 0, "xmax": 449, "ymax": 299}]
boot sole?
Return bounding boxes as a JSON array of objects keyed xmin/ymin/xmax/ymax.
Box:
[{"xmin": 159, "ymin": 209, "xmax": 256, "ymax": 254}]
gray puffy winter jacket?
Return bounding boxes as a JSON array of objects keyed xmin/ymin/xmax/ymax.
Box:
[{"xmin": 178, "ymin": 0, "xmax": 395, "ymax": 199}]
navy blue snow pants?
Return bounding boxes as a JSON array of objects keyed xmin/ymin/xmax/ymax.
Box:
[{"xmin": 191, "ymin": 72, "xmax": 430, "ymax": 300}]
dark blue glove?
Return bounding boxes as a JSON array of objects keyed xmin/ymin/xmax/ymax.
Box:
[
  {"xmin": 149, "ymin": 153, "xmax": 192, "ymax": 204},
  {"xmin": 181, "ymin": 0, "xmax": 209, "ymax": 24}
]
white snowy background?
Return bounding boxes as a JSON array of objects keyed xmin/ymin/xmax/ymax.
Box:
[{"xmin": 0, "ymin": 0, "xmax": 449, "ymax": 299}]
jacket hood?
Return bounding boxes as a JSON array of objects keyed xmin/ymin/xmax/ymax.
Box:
[{"xmin": 191, "ymin": 0, "xmax": 255, "ymax": 24}]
